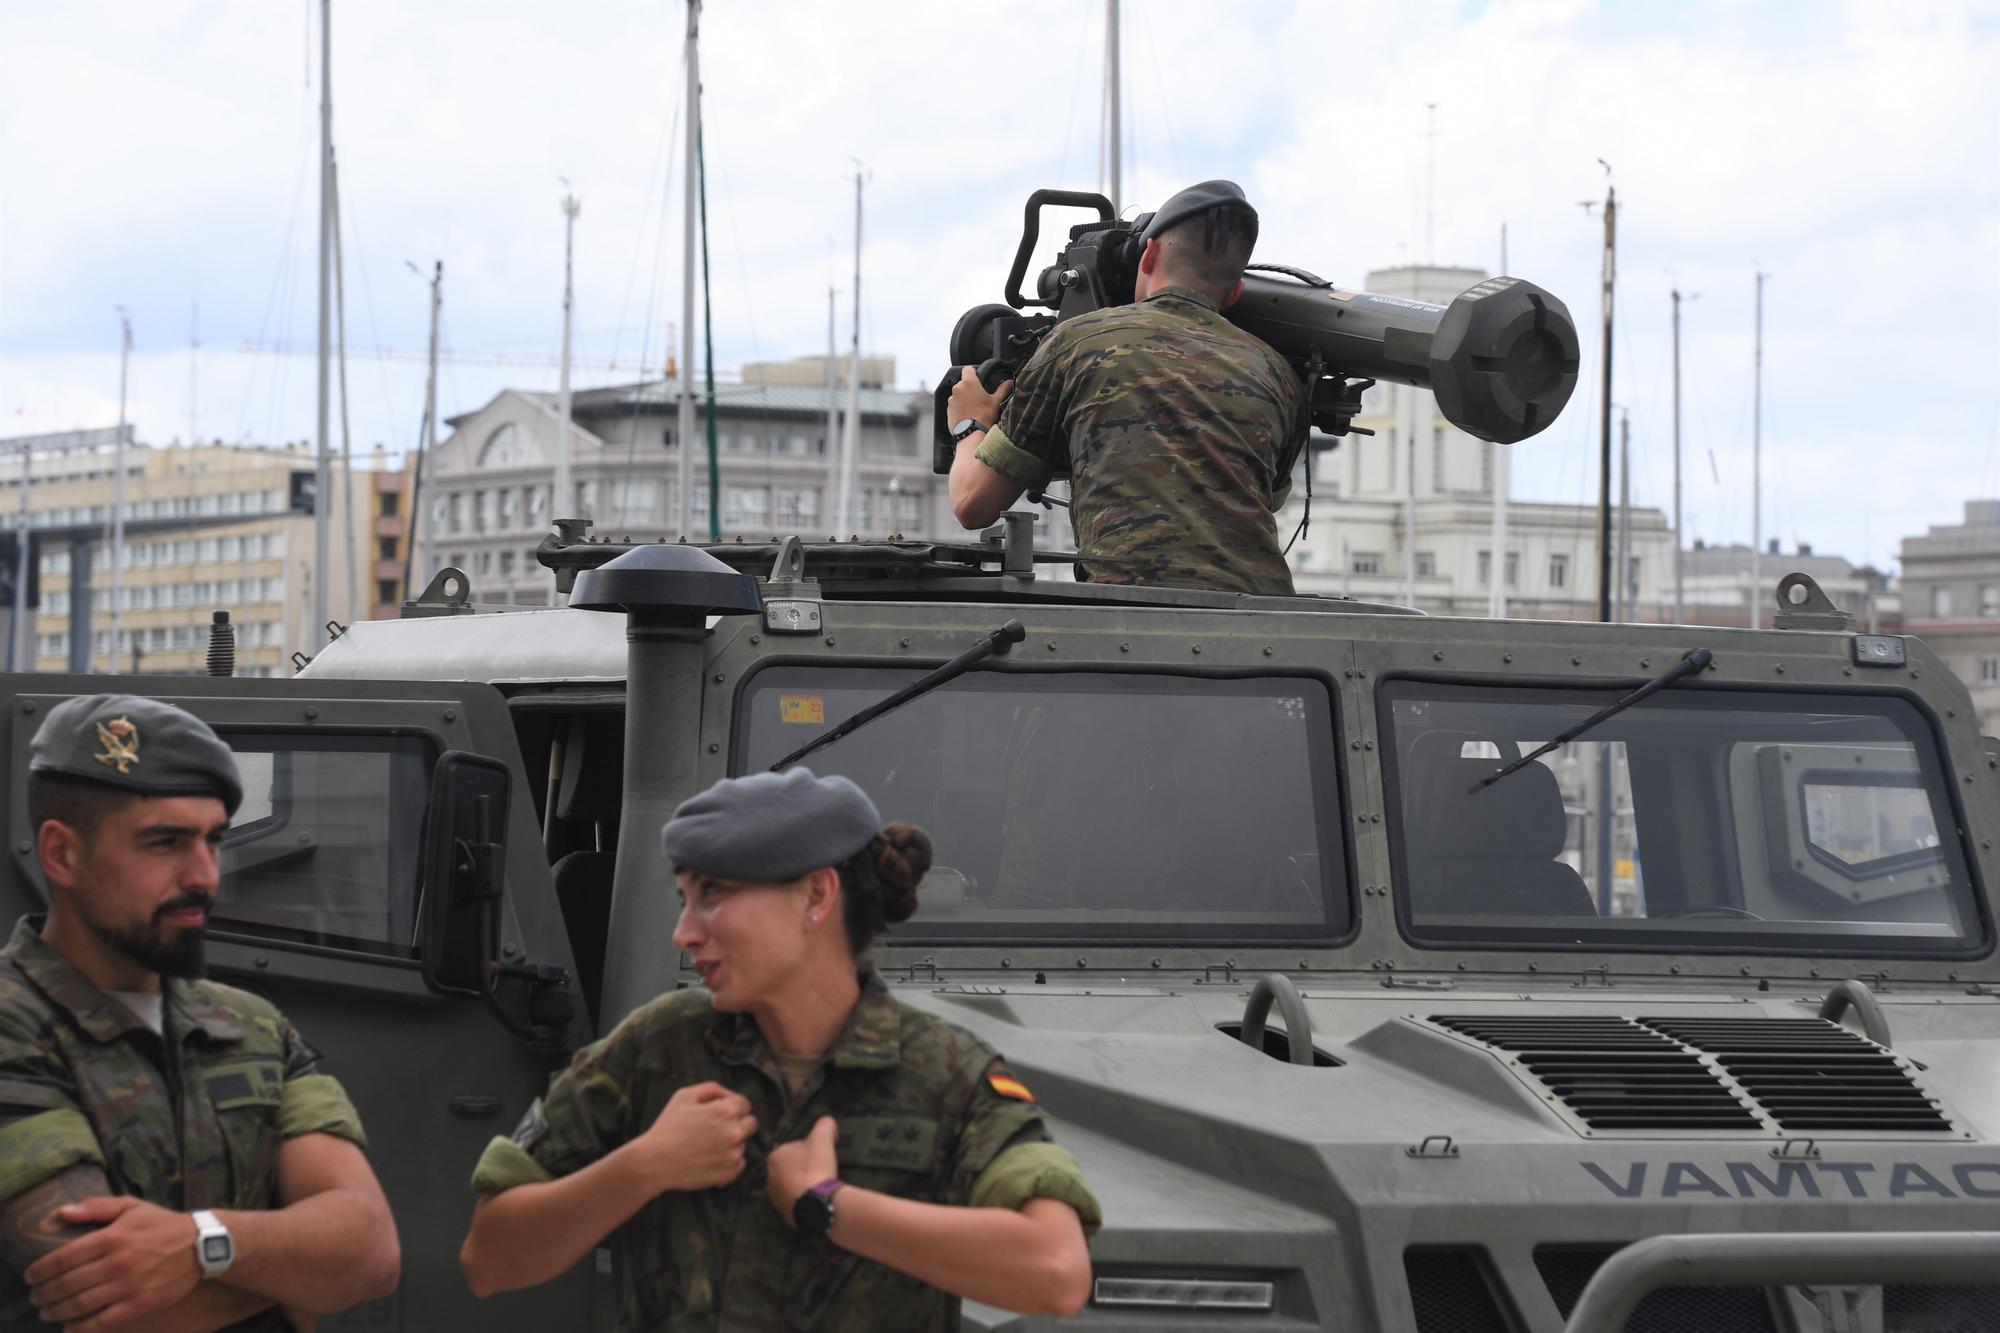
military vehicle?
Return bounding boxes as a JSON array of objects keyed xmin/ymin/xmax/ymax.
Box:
[{"xmin": 2, "ymin": 521, "xmax": 1996, "ymax": 1332}]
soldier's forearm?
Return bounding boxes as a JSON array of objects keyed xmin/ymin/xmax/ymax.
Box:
[
  {"xmin": 211, "ymin": 1186, "xmax": 397, "ymax": 1314},
  {"xmin": 139, "ymin": 1280, "xmax": 275, "ymax": 1333},
  {"xmin": 0, "ymin": 1162, "xmax": 109, "ymax": 1277},
  {"xmin": 461, "ymin": 1139, "xmax": 662, "ymax": 1298},
  {"xmin": 826, "ymin": 1190, "xmax": 1091, "ymax": 1316}
]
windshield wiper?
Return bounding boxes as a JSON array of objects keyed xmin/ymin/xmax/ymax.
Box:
[
  {"xmin": 1470, "ymin": 647, "xmax": 1713, "ymax": 793},
  {"xmin": 770, "ymin": 619, "xmax": 1027, "ymax": 772}
]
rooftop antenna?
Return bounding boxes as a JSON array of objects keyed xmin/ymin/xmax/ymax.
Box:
[
  {"xmin": 1671, "ymin": 285, "xmax": 1701, "ymax": 624},
  {"xmin": 1104, "ymin": 0, "xmax": 1122, "ymax": 212},
  {"xmin": 1424, "ymin": 102, "xmax": 1439, "ymax": 267}
]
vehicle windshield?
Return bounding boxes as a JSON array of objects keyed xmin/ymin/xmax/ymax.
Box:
[
  {"xmin": 1381, "ymin": 680, "xmax": 1988, "ymax": 956},
  {"xmin": 735, "ymin": 666, "xmax": 1348, "ymax": 941}
]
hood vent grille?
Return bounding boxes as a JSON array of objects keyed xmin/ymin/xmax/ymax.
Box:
[
  {"xmin": 1636, "ymin": 1017, "xmax": 1951, "ymax": 1133},
  {"xmin": 1428, "ymin": 1015, "xmax": 1761, "ymax": 1130}
]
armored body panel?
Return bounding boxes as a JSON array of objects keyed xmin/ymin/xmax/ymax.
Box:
[{"xmin": 3, "ymin": 526, "xmax": 1992, "ymax": 1330}]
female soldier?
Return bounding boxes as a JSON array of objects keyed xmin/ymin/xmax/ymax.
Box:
[{"xmin": 459, "ymin": 767, "xmax": 1099, "ymax": 1330}]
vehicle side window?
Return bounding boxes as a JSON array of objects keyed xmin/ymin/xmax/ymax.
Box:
[{"xmin": 214, "ymin": 733, "xmax": 435, "ymax": 958}]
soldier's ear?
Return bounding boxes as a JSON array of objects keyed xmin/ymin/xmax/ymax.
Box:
[
  {"xmin": 803, "ymin": 866, "xmax": 841, "ymax": 928},
  {"xmin": 1220, "ymin": 276, "xmax": 1246, "ymax": 310},
  {"xmin": 36, "ymin": 818, "xmax": 84, "ymax": 892},
  {"xmin": 1138, "ymin": 237, "xmax": 1163, "ymax": 276}
]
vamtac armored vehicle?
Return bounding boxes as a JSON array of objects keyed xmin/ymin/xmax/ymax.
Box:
[{"xmin": 2, "ymin": 521, "xmax": 1995, "ymax": 1332}]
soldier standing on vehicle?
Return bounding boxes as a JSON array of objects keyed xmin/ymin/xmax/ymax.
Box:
[
  {"xmin": 947, "ymin": 179, "xmax": 1306, "ymax": 596},
  {"xmin": 0, "ymin": 695, "xmax": 400, "ymax": 1332},
  {"xmin": 461, "ymin": 767, "xmax": 1099, "ymax": 1331}
]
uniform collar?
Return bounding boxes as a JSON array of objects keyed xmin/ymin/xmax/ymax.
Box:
[
  {"xmin": 1142, "ymin": 284, "xmax": 1220, "ymax": 313},
  {"xmin": 709, "ymin": 970, "xmax": 901, "ymax": 1071},
  {"xmin": 3, "ymin": 915, "xmax": 241, "ymax": 1045}
]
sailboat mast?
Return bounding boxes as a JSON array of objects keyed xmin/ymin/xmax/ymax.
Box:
[
  {"xmin": 676, "ymin": 0, "xmax": 700, "ymax": 538},
  {"xmin": 1105, "ymin": 0, "xmax": 1121, "ymax": 211},
  {"xmin": 313, "ymin": 0, "xmax": 332, "ymax": 649},
  {"xmin": 556, "ymin": 192, "xmax": 580, "ymax": 537},
  {"xmin": 1489, "ymin": 223, "xmax": 1509, "ymax": 618},
  {"xmin": 1750, "ymin": 270, "xmax": 1766, "ymax": 629},
  {"xmin": 1594, "ymin": 177, "xmax": 1616, "ymax": 624},
  {"xmin": 108, "ymin": 313, "xmax": 131, "ymax": 672},
  {"xmin": 836, "ymin": 166, "xmax": 864, "ymax": 535},
  {"xmin": 823, "ymin": 284, "xmax": 839, "ymax": 526}
]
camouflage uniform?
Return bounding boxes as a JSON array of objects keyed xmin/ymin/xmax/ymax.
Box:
[
  {"xmin": 0, "ymin": 916, "xmax": 367, "ymax": 1331},
  {"xmin": 471, "ymin": 972, "xmax": 1101, "ymax": 1332},
  {"xmin": 975, "ymin": 285, "xmax": 1306, "ymax": 596}
]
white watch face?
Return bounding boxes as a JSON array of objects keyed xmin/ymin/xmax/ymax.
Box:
[{"xmin": 202, "ymin": 1235, "xmax": 231, "ymax": 1264}]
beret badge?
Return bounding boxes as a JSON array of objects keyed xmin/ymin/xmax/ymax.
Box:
[{"xmin": 93, "ymin": 717, "xmax": 142, "ymax": 775}]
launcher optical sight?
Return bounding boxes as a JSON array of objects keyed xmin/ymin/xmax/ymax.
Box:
[{"xmin": 932, "ymin": 189, "xmax": 1580, "ymax": 476}]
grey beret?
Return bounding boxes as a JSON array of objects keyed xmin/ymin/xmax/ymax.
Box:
[
  {"xmin": 1141, "ymin": 178, "xmax": 1259, "ymax": 253},
  {"xmin": 661, "ymin": 768, "xmax": 880, "ymax": 882},
  {"xmin": 29, "ymin": 693, "xmax": 243, "ymax": 816}
]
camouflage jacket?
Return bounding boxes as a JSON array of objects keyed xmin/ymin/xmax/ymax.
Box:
[
  {"xmin": 975, "ymin": 285, "xmax": 1305, "ymax": 596},
  {"xmin": 472, "ymin": 972, "xmax": 1100, "ymax": 1333},
  {"xmin": 0, "ymin": 916, "xmax": 366, "ymax": 1332}
]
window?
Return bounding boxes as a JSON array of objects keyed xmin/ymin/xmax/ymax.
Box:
[
  {"xmin": 1549, "ymin": 555, "xmax": 1569, "ymax": 590},
  {"xmin": 1381, "ymin": 680, "xmax": 1983, "ymax": 956},
  {"xmin": 214, "ymin": 734, "xmax": 436, "ymax": 957},
  {"xmin": 1506, "ymin": 552, "xmax": 1519, "ymax": 587},
  {"xmin": 1981, "ymin": 657, "xmax": 1999, "ymax": 684},
  {"xmin": 1477, "ymin": 550, "xmax": 1491, "ymax": 585},
  {"xmin": 501, "ymin": 490, "xmax": 519, "ymax": 527},
  {"xmin": 736, "ymin": 668, "xmax": 1347, "ymax": 942},
  {"xmin": 530, "ymin": 487, "xmax": 548, "ymax": 520},
  {"xmin": 476, "ymin": 490, "xmax": 497, "ymax": 532},
  {"xmin": 376, "ymin": 579, "xmax": 398, "ymax": 604},
  {"xmin": 895, "ymin": 493, "xmax": 920, "ymax": 533},
  {"xmin": 1351, "ymin": 551, "xmax": 1382, "ymax": 575},
  {"xmin": 378, "ymin": 537, "xmax": 397, "ymax": 561},
  {"xmin": 1983, "ymin": 586, "xmax": 1999, "ymax": 617},
  {"xmin": 1414, "ymin": 552, "xmax": 1437, "ymax": 578},
  {"xmin": 1625, "ymin": 556, "xmax": 1640, "ymax": 592},
  {"xmin": 378, "ymin": 491, "xmax": 400, "ymax": 518},
  {"xmin": 692, "ymin": 486, "xmax": 710, "ymax": 525},
  {"xmin": 788, "ymin": 435, "xmax": 812, "ymax": 455},
  {"xmin": 723, "ymin": 486, "xmax": 769, "ymax": 529},
  {"xmin": 611, "ymin": 479, "xmax": 659, "ymax": 525},
  {"xmin": 776, "ymin": 489, "xmax": 820, "ymax": 526},
  {"xmin": 449, "ymin": 493, "xmax": 469, "ymax": 533},
  {"xmin": 1933, "ymin": 587, "xmax": 1954, "ymax": 618}
]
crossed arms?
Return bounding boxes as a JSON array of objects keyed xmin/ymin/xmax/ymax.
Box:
[{"xmin": 0, "ymin": 1133, "xmax": 399, "ymax": 1333}]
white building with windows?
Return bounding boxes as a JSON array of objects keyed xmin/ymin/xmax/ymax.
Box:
[
  {"xmin": 1901, "ymin": 500, "xmax": 2000, "ymax": 734},
  {"xmin": 426, "ymin": 359, "xmax": 944, "ymax": 605},
  {"xmin": 1283, "ymin": 264, "xmax": 1674, "ymax": 619}
]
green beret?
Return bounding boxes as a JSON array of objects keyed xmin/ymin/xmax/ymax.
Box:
[{"xmin": 29, "ymin": 694, "xmax": 243, "ymax": 816}]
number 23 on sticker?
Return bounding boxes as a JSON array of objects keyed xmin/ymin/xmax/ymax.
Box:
[{"xmin": 779, "ymin": 694, "xmax": 825, "ymax": 725}]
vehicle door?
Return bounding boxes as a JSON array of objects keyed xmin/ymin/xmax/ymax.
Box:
[{"xmin": 0, "ymin": 675, "xmax": 597, "ymax": 1333}]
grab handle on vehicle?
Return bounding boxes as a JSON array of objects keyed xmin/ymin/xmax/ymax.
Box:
[
  {"xmin": 1818, "ymin": 977, "xmax": 1891, "ymax": 1047},
  {"xmin": 1239, "ymin": 974, "xmax": 1315, "ymax": 1066},
  {"xmin": 1563, "ymin": 1231, "xmax": 2000, "ymax": 1333}
]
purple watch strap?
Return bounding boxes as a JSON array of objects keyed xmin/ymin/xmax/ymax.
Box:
[{"xmin": 809, "ymin": 1178, "xmax": 846, "ymax": 1203}]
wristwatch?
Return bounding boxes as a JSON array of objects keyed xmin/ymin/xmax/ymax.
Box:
[
  {"xmin": 792, "ymin": 1178, "xmax": 846, "ymax": 1239},
  {"xmin": 949, "ymin": 417, "xmax": 989, "ymax": 444},
  {"xmin": 192, "ymin": 1210, "xmax": 234, "ymax": 1279}
]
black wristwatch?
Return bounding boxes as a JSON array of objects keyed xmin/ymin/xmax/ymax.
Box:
[
  {"xmin": 793, "ymin": 1178, "xmax": 846, "ymax": 1239},
  {"xmin": 949, "ymin": 417, "xmax": 989, "ymax": 444}
]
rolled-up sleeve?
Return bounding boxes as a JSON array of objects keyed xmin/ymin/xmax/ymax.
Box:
[
  {"xmin": 277, "ymin": 1018, "xmax": 366, "ymax": 1147},
  {"xmin": 0, "ymin": 1022, "xmax": 103, "ymax": 1201}
]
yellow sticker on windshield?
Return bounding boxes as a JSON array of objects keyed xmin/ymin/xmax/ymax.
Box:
[{"xmin": 780, "ymin": 694, "xmax": 825, "ymax": 725}]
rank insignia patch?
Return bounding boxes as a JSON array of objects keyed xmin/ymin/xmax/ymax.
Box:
[{"xmin": 987, "ymin": 1073, "xmax": 1035, "ymax": 1103}]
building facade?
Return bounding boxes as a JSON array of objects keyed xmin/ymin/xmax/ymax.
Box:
[
  {"xmin": 0, "ymin": 431, "xmax": 382, "ymax": 677},
  {"xmin": 1283, "ymin": 264, "xmax": 1675, "ymax": 620},
  {"xmin": 424, "ymin": 359, "xmax": 944, "ymax": 605},
  {"xmin": 1901, "ymin": 500, "xmax": 2000, "ymax": 733}
]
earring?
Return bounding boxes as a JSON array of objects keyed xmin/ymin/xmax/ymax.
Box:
[{"xmin": 808, "ymin": 913, "xmax": 820, "ymax": 924}]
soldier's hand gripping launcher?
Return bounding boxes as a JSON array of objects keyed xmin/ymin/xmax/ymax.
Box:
[{"xmin": 932, "ymin": 189, "xmax": 1581, "ymax": 475}]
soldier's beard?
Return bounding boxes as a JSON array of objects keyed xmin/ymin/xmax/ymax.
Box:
[{"xmin": 83, "ymin": 892, "xmax": 213, "ymax": 979}]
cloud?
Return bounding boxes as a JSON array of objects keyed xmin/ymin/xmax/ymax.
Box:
[{"xmin": 1, "ymin": 0, "xmax": 1994, "ymax": 576}]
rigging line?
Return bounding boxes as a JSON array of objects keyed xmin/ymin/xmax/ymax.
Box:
[
  {"xmin": 618, "ymin": 37, "xmax": 689, "ymax": 526},
  {"xmin": 607, "ymin": 42, "xmax": 687, "ymax": 385},
  {"xmin": 705, "ymin": 151, "xmax": 771, "ymax": 504},
  {"xmin": 332, "ymin": 166, "xmax": 408, "ymax": 456},
  {"xmin": 237, "ymin": 100, "xmax": 315, "ymax": 443},
  {"xmin": 1054, "ymin": 21, "xmax": 1090, "ymax": 184}
]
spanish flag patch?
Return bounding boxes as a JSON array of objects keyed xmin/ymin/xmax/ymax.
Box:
[{"xmin": 987, "ymin": 1073, "xmax": 1035, "ymax": 1103}]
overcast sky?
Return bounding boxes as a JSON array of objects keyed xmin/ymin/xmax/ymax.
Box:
[{"xmin": 2, "ymin": 0, "xmax": 1995, "ymax": 573}]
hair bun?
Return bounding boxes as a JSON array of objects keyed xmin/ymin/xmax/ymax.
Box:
[{"xmin": 871, "ymin": 822, "xmax": 932, "ymax": 924}]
